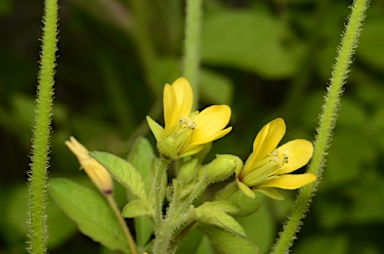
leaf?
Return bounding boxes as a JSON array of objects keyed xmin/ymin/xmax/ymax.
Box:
[
  {"xmin": 127, "ymin": 137, "xmax": 155, "ymax": 197},
  {"xmin": 237, "ymin": 204, "xmax": 274, "ymax": 254},
  {"xmin": 49, "ymin": 178, "xmax": 130, "ymax": 253},
  {"xmin": 196, "ymin": 201, "xmax": 240, "ymax": 214},
  {"xmin": 227, "ymin": 189, "xmax": 265, "ymax": 217},
  {"xmin": 91, "ymin": 151, "xmax": 147, "ymax": 202},
  {"xmin": 199, "ymin": 225, "xmax": 258, "ymax": 254},
  {"xmin": 194, "ymin": 202, "xmax": 245, "ymax": 237},
  {"xmin": 202, "ymin": 9, "xmax": 302, "ymax": 79},
  {"xmin": 127, "ymin": 137, "xmax": 155, "ymax": 246},
  {"xmin": 122, "ymin": 199, "xmax": 154, "ymax": 218},
  {"xmin": 200, "ymin": 69, "xmax": 233, "ymax": 105}
]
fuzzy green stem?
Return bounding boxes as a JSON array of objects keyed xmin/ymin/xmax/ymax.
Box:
[
  {"xmin": 153, "ymin": 178, "xmax": 206, "ymax": 254},
  {"xmin": 183, "ymin": 0, "xmax": 203, "ymax": 109},
  {"xmin": 152, "ymin": 158, "xmax": 170, "ymax": 234},
  {"xmin": 272, "ymin": 0, "xmax": 369, "ymax": 253},
  {"xmin": 106, "ymin": 195, "xmax": 137, "ymax": 254},
  {"xmin": 27, "ymin": 0, "xmax": 58, "ymax": 253}
]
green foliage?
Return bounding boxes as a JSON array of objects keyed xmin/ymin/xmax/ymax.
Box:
[
  {"xmin": 201, "ymin": 9, "xmax": 302, "ymax": 79},
  {"xmin": 198, "ymin": 225, "xmax": 258, "ymax": 254},
  {"xmin": 1, "ymin": 0, "xmax": 383, "ymax": 253},
  {"xmin": 194, "ymin": 201, "xmax": 245, "ymax": 237},
  {"xmin": 49, "ymin": 178, "xmax": 130, "ymax": 253},
  {"xmin": 126, "ymin": 137, "xmax": 155, "ymax": 247},
  {"xmin": 91, "ymin": 151, "xmax": 148, "ymax": 202}
]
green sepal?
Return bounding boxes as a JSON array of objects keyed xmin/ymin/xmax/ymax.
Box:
[
  {"xmin": 198, "ymin": 225, "xmax": 258, "ymax": 254},
  {"xmin": 179, "ymin": 180, "xmax": 198, "ymax": 199},
  {"xmin": 227, "ymin": 187, "xmax": 265, "ymax": 217},
  {"xmin": 49, "ymin": 178, "xmax": 130, "ymax": 253},
  {"xmin": 237, "ymin": 180, "xmax": 255, "ymax": 199},
  {"xmin": 146, "ymin": 116, "xmax": 163, "ymax": 141},
  {"xmin": 91, "ymin": 151, "xmax": 147, "ymax": 202},
  {"xmin": 194, "ymin": 201, "xmax": 245, "ymax": 237},
  {"xmin": 122, "ymin": 199, "xmax": 154, "ymax": 218},
  {"xmin": 194, "ymin": 143, "xmax": 212, "ymax": 163}
]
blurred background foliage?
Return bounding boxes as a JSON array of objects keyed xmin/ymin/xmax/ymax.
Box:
[{"xmin": 1, "ymin": 0, "xmax": 384, "ymax": 253}]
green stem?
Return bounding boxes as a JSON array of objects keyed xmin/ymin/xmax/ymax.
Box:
[
  {"xmin": 152, "ymin": 158, "xmax": 170, "ymax": 234},
  {"xmin": 106, "ymin": 195, "xmax": 137, "ymax": 254},
  {"xmin": 183, "ymin": 0, "xmax": 203, "ymax": 109},
  {"xmin": 153, "ymin": 179, "xmax": 206, "ymax": 254},
  {"xmin": 27, "ymin": 0, "xmax": 58, "ymax": 253},
  {"xmin": 272, "ymin": 0, "xmax": 370, "ymax": 253}
]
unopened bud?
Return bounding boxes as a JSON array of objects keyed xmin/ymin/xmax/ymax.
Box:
[
  {"xmin": 65, "ymin": 137, "xmax": 113, "ymax": 195},
  {"xmin": 199, "ymin": 155, "xmax": 243, "ymax": 185},
  {"xmin": 178, "ymin": 159, "xmax": 199, "ymax": 183}
]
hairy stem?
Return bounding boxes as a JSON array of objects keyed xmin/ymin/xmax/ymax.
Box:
[
  {"xmin": 272, "ymin": 0, "xmax": 370, "ymax": 253},
  {"xmin": 27, "ymin": 0, "xmax": 58, "ymax": 253},
  {"xmin": 152, "ymin": 158, "xmax": 170, "ymax": 234},
  {"xmin": 183, "ymin": 0, "xmax": 203, "ymax": 109}
]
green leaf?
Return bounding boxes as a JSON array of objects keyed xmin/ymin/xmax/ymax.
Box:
[
  {"xmin": 48, "ymin": 178, "xmax": 130, "ymax": 253},
  {"xmin": 127, "ymin": 136, "xmax": 155, "ymax": 196},
  {"xmin": 194, "ymin": 202, "xmax": 245, "ymax": 237},
  {"xmin": 122, "ymin": 199, "xmax": 154, "ymax": 218},
  {"xmin": 200, "ymin": 69, "xmax": 233, "ymax": 105},
  {"xmin": 202, "ymin": 9, "xmax": 302, "ymax": 79},
  {"xmin": 91, "ymin": 151, "xmax": 147, "ymax": 202},
  {"xmin": 196, "ymin": 201, "xmax": 240, "ymax": 214},
  {"xmin": 199, "ymin": 225, "xmax": 258, "ymax": 254},
  {"xmin": 237, "ymin": 204, "xmax": 274, "ymax": 254},
  {"xmin": 127, "ymin": 137, "xmax": 155, "ymax": 247},
  {"xmin": 227, "ymin": 189, "xmax": 265, "ymax": 217}
]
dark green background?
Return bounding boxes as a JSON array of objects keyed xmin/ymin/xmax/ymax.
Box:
[{"xmin": 1, "ymin": 0, "xmax": 383, "ymax": 253}]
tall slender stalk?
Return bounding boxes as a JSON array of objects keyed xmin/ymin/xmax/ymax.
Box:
[
  {"xmin": 27, "ymin": 0, "xmax": 58, "ymax": 253},
  {"xmin": 183, "ymin": 0, "xmax": 203, "ymax": 109},
  {"xmin": 106, "ymin": 195, "xmax": 137, "ymax": 254},
  {"xmin": 272, "ymin": 0, "xmax": 370, "ymax": 253}
]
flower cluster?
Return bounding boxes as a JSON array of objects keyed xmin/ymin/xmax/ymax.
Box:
[
  {"xmin": 66, "ymin": 77, "xmax": 316, "ymax": 200},
  {"xmin": 146, "ymin": 77, "xmax": 232, "ymax": 159}
]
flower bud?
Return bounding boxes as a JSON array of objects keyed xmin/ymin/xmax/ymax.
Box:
[
  {"xmin": 199, "ymin": 155, "xmax": 243, "ymax": 185},
  {"xmin": 65, "ymin": 137, "xmax": 113, "ymax": 195},
  {"xmin": 178, "ymin": 158, "xmax": 199, "ymax": 183}
]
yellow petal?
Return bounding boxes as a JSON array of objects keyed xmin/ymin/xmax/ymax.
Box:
[
  {"xmin": 256, "ymin": 188, "xmax": 284, "ymax": 200},
  {"xmin": 257, "ymin": 173, "xmax": 316, "ymax": 190},
  {"xmin": 251, "ymin": 118, "xmax": 286, "ymax": 162},
  {"xmin": 277, "ymin": 139, "xmax": 313, "ymax": 175},
  {"xmin": 242, "ymin": 118, "xmax": 285, "ymax": 175},
  {"xmin": 163, "ymin": 78, "xmax": 193, "ymax": 137},
  {"xmin": 163, "ymin": 83, "xmax": 177, "ymax": 130},
  {"xmin": 172, "ymin": 77, "xmax": 193, "ymax": 118},
  {"xmin": 191, "ymin": 105, "xmax": 231, "ymax": 144},
  {"xmin": 179, "ymin": 145, "xmax": 203, "ymax": 158}
]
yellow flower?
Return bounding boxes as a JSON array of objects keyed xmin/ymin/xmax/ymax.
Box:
[
  {"xmin": 65, "ymin": 137, "xmax": 113, "ymax": 195},
  {"xmin": 236, "ymin": 118, "xmax": 316, "ymax": 200},
  {"xmin": 147, "ymin": 77, "xmax": 232, "ymax": 159}
]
